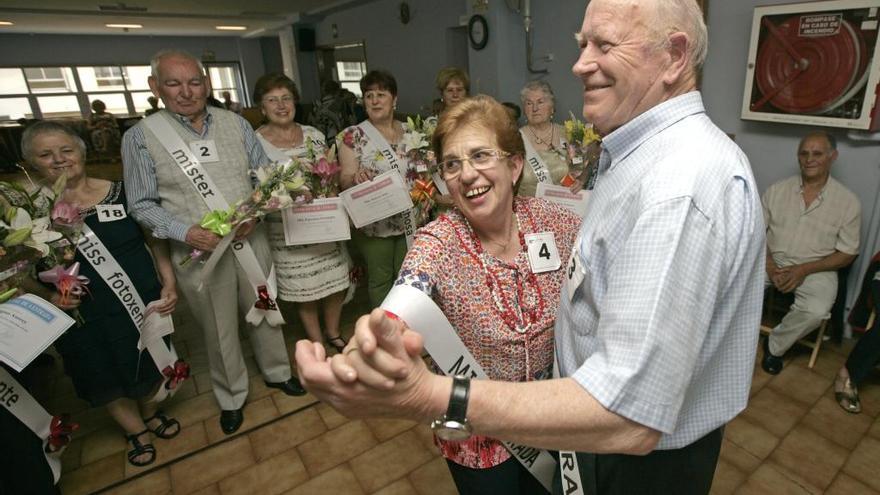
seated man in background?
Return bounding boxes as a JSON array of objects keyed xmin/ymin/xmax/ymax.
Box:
[{"xmin": 762, "ymin": 130, "xmax": 861, "ymax": 374}]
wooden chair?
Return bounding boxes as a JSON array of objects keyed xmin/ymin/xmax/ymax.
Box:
[
  {"xmin": 759, "ymin": 288, "xmax": 829, "ymax": 369},
  {"xmin": 760, "ymin": 268, "xmax": 850, "ymax": 369}
]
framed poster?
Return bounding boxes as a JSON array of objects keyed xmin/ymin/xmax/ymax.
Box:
[{"xmin": 741, "ymin": 0, "xmax": 880, "ymax": 130}]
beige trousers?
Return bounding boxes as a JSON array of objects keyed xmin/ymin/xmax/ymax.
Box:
[
  {"xmin": 173, "ymin": 227, "xmax": 291, "ymax": 410},
  {"xmin": 766, "ymin": 270, "xmax": 836, "ymax": 356}
]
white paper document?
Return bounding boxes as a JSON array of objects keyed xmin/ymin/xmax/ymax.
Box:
[
  {"xmin": 0, "ymin": 294, "xmax": 75, "ymax": 372},
  {"xmin": 283, "ymin": 197, "xmax": 352, "ymax": 245},
  {"xmin": 536, "ymin": 183, "xmax": 591, "ymax": 217},
  {"xmin": 340, "ymin": 170, "xmax": 414, "ymax": 228}
]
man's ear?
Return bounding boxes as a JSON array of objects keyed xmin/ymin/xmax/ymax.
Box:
[
  {"xmin": 662, "ymin": 32, "xmax": 691, "ymax": 86},
  {"xmin": 148, "ymin": 76, "xmax": 160, "ymax": 98}
]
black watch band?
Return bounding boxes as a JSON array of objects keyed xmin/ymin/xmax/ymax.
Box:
[{"xmin": 446, "ymin": 376, "xmax": 470, "ymax": 422}]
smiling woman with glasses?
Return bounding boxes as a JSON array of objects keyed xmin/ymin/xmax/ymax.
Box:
[
  {"xmin": 252, "ymin": 72, "xmax": 353, "ymax": 355},
  {"xmin": 379, "ymin": 95, "xmax": 582, "ymax": 493}
]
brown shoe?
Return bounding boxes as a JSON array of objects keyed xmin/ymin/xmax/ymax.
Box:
[{"xmin": 834, "ymin": 374, "xmax": 861, "ymax": 414}]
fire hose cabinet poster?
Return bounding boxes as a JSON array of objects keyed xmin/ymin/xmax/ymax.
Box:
[{"xmin": 742, "ymin": 0, "xmax": 880, "ymax": 130}]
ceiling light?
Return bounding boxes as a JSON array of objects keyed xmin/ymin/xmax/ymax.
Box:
[
  {"xmin": 105, "ymin": 23, "xmax": 143, "ymax": 29},
  {"xmin": 216, "ymin": 25, "xmax": 247, "ymax": 31},
  {"xmin": 0, "ymin": 21, "xmax": 14, "ymax": 26}
]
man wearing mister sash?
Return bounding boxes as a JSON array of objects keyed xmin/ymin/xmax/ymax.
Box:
[
  {"xmin": 122, "ymin": 49, "xmax": 305, "ymax": 436},
  {"xmin": 295, "ymin": 1, "xmax": 765, "ymax": 494}
]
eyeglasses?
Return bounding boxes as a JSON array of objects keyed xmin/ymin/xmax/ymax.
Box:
[
  {"xmin": 263, "ymin": 95, "xmax": 294, "ymax": 106},
  {"xmin": 437, "ymin": 148, "xmax": 510, "ymax": 179}
]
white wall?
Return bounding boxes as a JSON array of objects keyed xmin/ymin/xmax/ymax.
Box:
[
  {"xmin": 0, "ymin": 33, "xmax": 267, "ymax": 105},
  {"xmin": 312, "ymin": 0, "xmax": 467, "ymax": 115},
  {"xmin": 702, "ymin": 0, "xmax": 880, "ymax": 313}
]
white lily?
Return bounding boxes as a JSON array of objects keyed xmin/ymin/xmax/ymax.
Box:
[{"xmin": 1, "ymin": 208, "xmax": 62, "ymax": 255}]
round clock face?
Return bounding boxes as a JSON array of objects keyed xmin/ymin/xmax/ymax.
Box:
[{"xmin": 468, "ymin": 15, "xmax": 488, "ymax": 50}]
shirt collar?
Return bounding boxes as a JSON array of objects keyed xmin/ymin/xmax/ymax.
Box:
[
  {"xmin": 170, "ymin": 107, "xmax": 213, "ymax": 135},
  {"xmin": 600, "ymin": 91, "xmax": 705, "ymax": 171}
]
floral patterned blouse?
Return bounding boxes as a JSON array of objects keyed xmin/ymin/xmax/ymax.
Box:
[
  {"xmin": 337, "ymin": 121, "xmax": 419, "ymax": 237},
  {"xmin": 395, "ymin": 197, "xmax": 582, "ymax": 469}
]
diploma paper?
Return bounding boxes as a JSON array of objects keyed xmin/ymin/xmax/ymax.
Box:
[
  {"xmin": 283, "ymin": 198, "xmax": 352, "ymax": 245},
  {"xmin": 340, "ymin": 170, "xmax": 414, "ymax": 228},
  {"xmin": 536, "ymin": 183, "xmax": 591, "ymax": 217},
  {"xmin": 0, "ymin": 294, "xmax": 75, "ymax": 372}
]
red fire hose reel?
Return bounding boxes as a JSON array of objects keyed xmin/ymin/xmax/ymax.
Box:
[{"xmin": 753, "ymin": 14, "xmax": 870, "ymax": 115}]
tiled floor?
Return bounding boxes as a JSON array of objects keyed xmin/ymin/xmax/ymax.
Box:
[
  {"xmin": 10, "ymin": 163, "xmax": 880, "ymax": 494},
  {"xmin": 46, "ymin": 292, "xmax": 880, "ymax": 495}
]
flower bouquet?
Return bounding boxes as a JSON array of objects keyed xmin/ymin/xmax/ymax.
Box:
[
  {"xmin": 563, "ymin": 113, "xmax": 603, "ymax": 190},
  {"xmin": 181, "ymin": 158, "xmax": 312, "ymax": 266},
  {"xmin": 304, "ymin": 140, "xmax": 341, "ymax": 198},
  {"xmin": 401, "ymin": 115, "xmax": 441, "ymax": 225},
  {"xmin": 0, "ymin": 176, "xmax": 87, "ymax": 308}
]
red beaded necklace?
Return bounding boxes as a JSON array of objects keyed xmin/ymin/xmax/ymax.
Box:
[{"xmin": 444, "ymin": 202, "xmax": 546, "ymax": 334}]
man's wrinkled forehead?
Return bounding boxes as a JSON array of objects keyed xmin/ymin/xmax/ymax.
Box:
[
  {"xmin": 156, "ymin": 56, "xmax": 204, "ymax": 82},
  {"xmin": 579, "ymin": 0, "xmax": 649, "ymax": 39}
]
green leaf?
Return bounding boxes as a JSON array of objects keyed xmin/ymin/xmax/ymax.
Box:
[{"xmin": 3, "ymin": 227, "xmax": 32, "ymax": 246}]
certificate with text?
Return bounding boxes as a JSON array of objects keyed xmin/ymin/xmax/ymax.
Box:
[
  {"xmin": 283, "ymin": 197, "xmax": 352, "ymax": 245},
  {"xmin": 340, "ymin": 170, "xmax": 414, "ymax": 228},
  {"xmin": 536, "ymin": 183, "xmax": 591, "ymax": 217},
  {"xmin": 0, "ymin": 294, "xmax": 75, "ymax": 372}
]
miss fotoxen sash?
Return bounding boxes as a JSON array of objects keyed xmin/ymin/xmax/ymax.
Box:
[
  {"xmin": 146, "ymin": 116, "xmax": 284, "ymax": 327},
  {"xmin": 381, "ymin": 284, "xmax": 555, "ymax": 491},
  {"xmin": 76, "ymin": 224, "xmax": 186, "ymax": 402},
  {"xmin": 359, "ymin": 121, "xmax": 417, "ymax": 247},
  {"xmin": 520, "ymin": 129, "xmax": 552, "ymax": 185},
  {"xmin": 0, "ymin": 366, "xmax": 72, "ymax": 483}
]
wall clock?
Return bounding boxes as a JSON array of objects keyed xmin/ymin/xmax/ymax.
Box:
[{"xmin": 468, "ymin": 14, "xmax": 489, "ymax": 50}]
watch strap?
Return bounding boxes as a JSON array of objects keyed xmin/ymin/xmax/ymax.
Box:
[{"xmin": 446, "ymin": 376, "xmax": 470, "ymax": 422}]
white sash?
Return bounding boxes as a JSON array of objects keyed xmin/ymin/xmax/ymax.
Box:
[
  {"xmin": 520, "ymin": 129, "xmax": 552, "ymax": 185},
  {"xmin": 382, "ymin": 284, "xmax": 556, "ymax": 491},
  {"xmin": 146, "ymin": 116, "xmax": 284, "ymax": 327},
  {"xmin": 0, "ymin": 366, "xmax": 63, "ymax": 483},
  {"xmin": 359, "ymin": 121, "xmax": 417, "ymax": 247},
  {"xmin": 76, "ymin": 224, "xmax": 183, "ymax": 402},
  {"xmin": 553, "ymin": 354, "xmax": 585, "ymax": 495}
]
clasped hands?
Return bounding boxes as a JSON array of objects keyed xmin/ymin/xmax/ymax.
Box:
[
  {"xmin": 768, "ymin": 264, "xmax": 807, "ymax": 293},
  {"xmin": 295, "ymin": 308, "xmax": 445, "ymax": 421}
]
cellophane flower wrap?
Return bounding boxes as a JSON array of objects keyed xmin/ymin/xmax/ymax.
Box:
[
  {"xmin": 181, "ymin": 158, "xmax": 312, "ymax": 265},
  {"xmin": 563, "ymin": 113, "xmax": 603, "ymax": 190},
  {"xmin": 304, "ymin": 140, "xmax": 341, "ymax": 198},
  {"xmin": 401, "ymin": 115, "xmax": 439, "ymax": 226},
  {"xmin": 0, "ymin": 175, "xmax": 88, "ymax": 318}
]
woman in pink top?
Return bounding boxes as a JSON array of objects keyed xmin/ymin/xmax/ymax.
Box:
[{"xmin": 394, "ymin": 96, "xmax": 581, "ymax": 494}]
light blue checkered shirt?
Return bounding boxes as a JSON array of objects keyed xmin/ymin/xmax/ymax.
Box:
[{"xmin": 555, "ymin": 92, "xmax": 765, "ymax": 449}]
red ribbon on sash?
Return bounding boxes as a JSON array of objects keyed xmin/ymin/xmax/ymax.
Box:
[
  {"xmin": 162, "ymin": 360, "xmax": 190, "ymax": 390},
  {"xmin": 253, "ymin": 285, "xmax": 278, "ymax": 311},
  {"xmin": 45, "ymin": 414, "xmax": 79, "ymax": 453}
]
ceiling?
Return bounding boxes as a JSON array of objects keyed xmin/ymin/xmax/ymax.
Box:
[{"xmin": 0, "ymin": 0, "xmax": 359, "ymax": 37}]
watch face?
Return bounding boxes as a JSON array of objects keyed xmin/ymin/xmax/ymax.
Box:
[{"xmin": 431, "ymin": 419, "xmax": 473, "ymax": 441}]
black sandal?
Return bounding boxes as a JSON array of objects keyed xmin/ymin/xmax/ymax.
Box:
[
  {"xmin": 125, "ymin": 430, "xmax": 156, "ymax": 467},
  {"xmin": 143, "ymin": 411, "xmax": 181, "ymax": 439},
  {"xmin": 327, "ymin": 336, "xmax": 348, "ymax": 353}
]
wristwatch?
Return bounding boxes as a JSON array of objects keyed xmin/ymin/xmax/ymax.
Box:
[{"xmin": 430, "ymin": 375, "xmax": 473, "ymax": 441}]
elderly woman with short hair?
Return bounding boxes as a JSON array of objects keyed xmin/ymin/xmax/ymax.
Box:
[
  {"xmin": 313, "ymin": 96, "xmax": 582, "ymax": 494},
  {"xmin": 435, "ymin": 67, "xmax": 470, "ymax": 114},
  {"xmin": 253, "ymin": 72, "xmax": 352, "ymax": 354},
  {"xmin": 517, "ymin": 80, "xmax": 579, "ymax": 197},
  {"xmin": 20, "ymin": 121, "xmax": 179, "ymax": 467}
]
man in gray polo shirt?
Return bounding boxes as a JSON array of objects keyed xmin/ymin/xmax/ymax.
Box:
[{"xmin": 122, "ymin": 49, "xmax": 305, "ymax": 435}]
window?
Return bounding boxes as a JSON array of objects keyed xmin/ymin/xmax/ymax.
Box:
[
  {"xmin": 24, "ymin": 67, "xmax": 76, "ymax": 93},
  {"xmin": 336, "ymin": 61, "xmax": 367, "ymax": 97},
  {"xmin": 0, "ymin": 62, "xmax": 244, "ymax": 121},
  {"xmin": 207, "ymin": 63, "xmax": 245, "ymax": 108}
]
